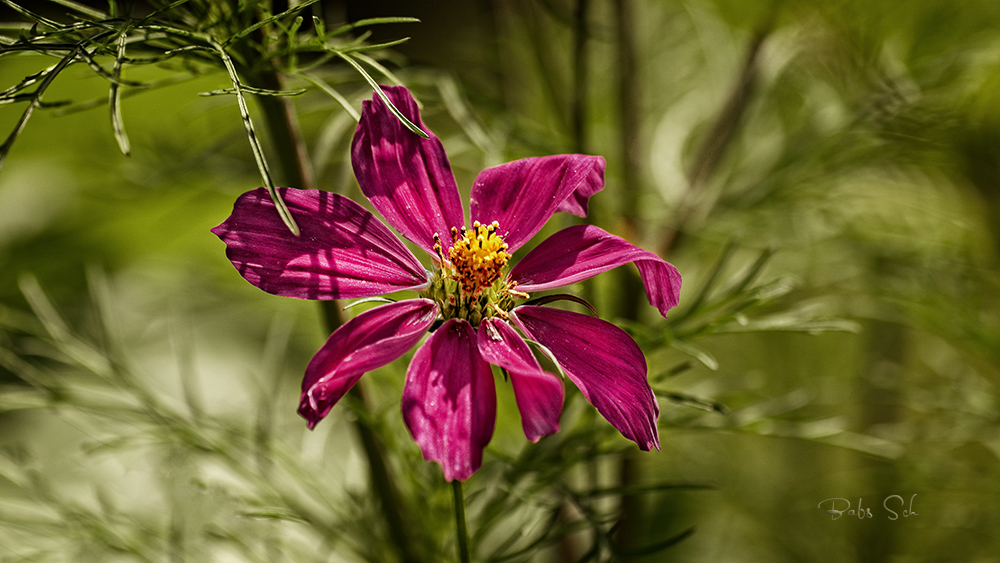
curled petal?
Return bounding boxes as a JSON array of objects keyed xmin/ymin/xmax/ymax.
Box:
[
  {"xmin": 554, "ymin": 169, "xmax": 603, "ymax": 217},
  {"xmin": 352, "ymin": 86, "xmax": 465, "ymax": 255},
  {"xmin": 478, "ymin": 318, "xmax": 563, "ymax": 442},
  {"xmin": 510, "ymin": 225, "xmax": 682, "ymax": 317},
  {"xmin": 511, "ymin": 306, "xmax": 659, "ymax": 451},
  {"xmin": 212, "ymin": 188, "xmax": 428, "ymax": 299},
  {"xmin": 298, "ymin": 299, "xmax": 438, "ymax": 429},
  {"xmin": 470, "ymin": 155, "xmax": 605, "ymax": 252},
  {"xmin": 402, "ymin": 319, "xmax": 496, "ymax": 481}
]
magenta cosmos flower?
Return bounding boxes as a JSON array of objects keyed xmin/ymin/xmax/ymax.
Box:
[{"xmin": 212, "ymin": 86, "xmax": 681, "ymax": 481}]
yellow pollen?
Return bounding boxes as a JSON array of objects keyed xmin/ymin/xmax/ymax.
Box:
[{"xmin": 447, "ymin": 220, "xmax": 510, "ymax": 296}]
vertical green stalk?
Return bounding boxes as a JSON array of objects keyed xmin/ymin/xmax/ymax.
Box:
[
  {"xmin": 571, "ymin": 0, "xmax": 589, "ymax": 155},
  {"xmin": 613, "ymin": 2, "xmax": 646, "ymax": 559},
  {"xmin": 452, "ymin": 480, "xmax": 471, "ymax": 563},
  {"xmin": 243, "ymin": 64, "xmax": 420, "ymax": 562}
]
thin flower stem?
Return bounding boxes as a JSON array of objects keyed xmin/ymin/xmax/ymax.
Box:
[{"xmin": 452, "ymin": 480, "xmax": 471, "ymax": 563}]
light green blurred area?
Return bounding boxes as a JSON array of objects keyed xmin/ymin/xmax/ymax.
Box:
[{"xmin": 2, "ymin": 0, "xmax": 1000, "ymax": 561}]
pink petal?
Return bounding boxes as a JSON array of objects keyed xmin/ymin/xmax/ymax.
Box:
[
  {"xmin": 477, "ymin": 318, "xmax": 563, "ymax": 442},
  {"xmin": 401, "ymin": 319, "xmax": 497, "ymax": 482},
  {"xmin": 510, "ymin": 306, "xmax": 659, "ymax": 451},
  {"xmin": 509, "ymin": 225, "xmax": 682, "ymax": 317},
  {"xmin": 554, "ymin": 168, "xmax": 604, "ymax": 217},
  {"xmin": 470, "ymin": 155, "xmax": 605, "ymax": 252},
  {"xmin": 212, "ymin": 188, "xmax": 428, "ymax": 299},
  {"xmin": 352, "ymin": 86, "xmax": 465, "ymax": 255},
  {"xmin": 298, "ymin": 299, "xmax": 438, "ymax": 429}
]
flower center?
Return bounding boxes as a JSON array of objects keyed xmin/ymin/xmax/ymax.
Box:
[
  {"xmin": 447, "ymin": 221, "xmax": 510, "ymax": 296},
  {"xmin": 424, "ymin": 221, "xmax": 527, "ymax": 326}
]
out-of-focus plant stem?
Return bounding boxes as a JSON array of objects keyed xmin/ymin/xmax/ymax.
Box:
[
  {"xmin": 612, "ymin": 1, "xmax": 647, "ymax": 559},
  {"xmin": 571, "ymin": 0, "xmax": 589, "ymax": 155},
  {"xmin": 244, "ymin": 62, "xmax": 421, "ymax": 562},
  {"xmin": 658, "ymin": 25, "xmax": 770, "ymax": 257}
]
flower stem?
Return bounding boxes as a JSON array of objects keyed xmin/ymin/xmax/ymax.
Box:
[{"xmin": 452, "ymin": 480, "xmax": 471, "ymax": 563}]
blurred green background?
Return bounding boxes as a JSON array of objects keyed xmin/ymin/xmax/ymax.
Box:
[{"xmin": 2, "ymin": 0, "xmax": 999, "ymax": 561}]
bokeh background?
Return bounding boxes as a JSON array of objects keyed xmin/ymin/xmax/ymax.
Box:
[{"xmin": 2, "ymin": 0, "xmax": 1000, "ymax": 561}]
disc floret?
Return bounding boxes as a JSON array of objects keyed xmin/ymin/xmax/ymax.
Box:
[{"xmin": 425, "ymin": 221, "xmax": 528, "ymax": 326}]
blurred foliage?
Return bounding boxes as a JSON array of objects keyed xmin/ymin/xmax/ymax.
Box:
[{"xmin": 2, "ymin": 0, "xmax": 1000, "ymax": 562}]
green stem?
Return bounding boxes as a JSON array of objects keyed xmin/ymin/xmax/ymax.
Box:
[
  {"xmin": 242, "ymin": 59, "xmax": 419, "ymax": 561},
  {"xmin": 571, "ymin": 0, "xmax": 589, "ymax": 155},
  {"xmin": 613, "ymin": 4, "xmax": 646, "ymax": 560},
  {"xmin": 348, "ymin": 379, "xmax": 420, "ymax": 563},
  {"xmin": 452, "ymin": 480, "xmax": 471, "ymax": 563}
]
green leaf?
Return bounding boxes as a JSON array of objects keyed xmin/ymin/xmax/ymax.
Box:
[
  {"xmin": 343, "ymin": 296, "xmax": 396, "ymax": 310},
  {"xmin": 1, "ymin": 0, "xmax": 62, "ymax": 29},
  {"xmin": 46, "ymin": 0, "xmax": 107, "ymax": 19},
  {"xmin": 327, "ymin": 16, "xmax": 420, "ymax": 37},
  {"xmin": 338, "ymin": 36, "xmax": 411, "ymax": 55},
  {"xmin": 337, "ymin": 52, "xmax": 428, "ymax": 138},
  {"xmin": 288, "ymin": 15, "xmax": 303, "ymax": 36},
  {"xmin": 654, "ymin": 390, "xmax": 729, "ymax": 414},
  {"xmin": 136, "ymin": 0, "xmax": 191, "ymax": 24},
  {"xmin": 240, "ymin": 510, "xmax": 309, "ymax": 524},
  {"xmin": 109, "ymin": 21, "xmax": 131, "ymax": 156},
  {"xmin": 312, "ymin": 15, "xmax": 325, "ymax": 39},
  {"xmin": 353, "ymin": 52, "xmax": 405, "ymax": 87},
  {"xmin": 522, "ymin": 293, "xmax": 599, "ymax": 317},
  {"xmin": 0, "ymin": 39, "xmax": 96, "ymax": 173},
  {"xmin": 198, "ymin": 86, "xmax": 307, "ymax": 97},
  {"xmin": 669, "ymin": 340, "xmax": 719, "ymax": 370},
  {"xmin": 611, "ymin": 527, "xmax": 696, "ymax": 556},
  {"xmin": 223, "ymin": 0, "xmax": 321, "ymax": 46},
  {"xmin": 651, "ymin": 360, "xmax": 695, "ymax": 381},
  {"xmin": 576, "ymin": 482, "xmax": 714, "ymax": 498},
  {"xmin": 207, "ymin": 35, "xmax": 300, "ymax": 236},
  {"xmin": 298, "ymin": 72, "xmax": 360, "ymax": 120}
]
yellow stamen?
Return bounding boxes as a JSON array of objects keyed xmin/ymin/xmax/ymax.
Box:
[{"xmin": 447, "ymin": 220, "xmax": 510, "ymax": 297}]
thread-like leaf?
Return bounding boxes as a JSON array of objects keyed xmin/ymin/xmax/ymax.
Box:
[
  {"xmin": 1, "ymin": 0, "xmax": 61, "ymax": 29},
  {"xmin": 353, "ymin": 52, "xmax": 405, "ymax": 87},
  {"xmin": 327, "ymin": 16, "xmax": 420, "ymax": 37},
  {"xmin": 576, "ymin": 482, "xmax": 714, "ymax": 498},
  {"xmin": 298, "ymin": 72, "xmax": 360, "ymax": 120},
  {"xmin": 198, "ymin": 86, "xmax": 307, "ymax": 97},
  {"xmin": 342, "ymin": 296, "xmax": 396, "ymax": 310},
  {"xmin": 522, "ymin": 293, "xmax": 599, "ymax": 317},
  {"xmin": 109, "ymin": 21, "xmax": 131, "ymax": 156},
  {"xmin": 207, "ymin": 35, "xmax": 300, "ymax": 236},
  {"xmin": 47, "ymin": 0, "xmax": 107, "ymax": 19},
  {"xmin": 655, "ymin": 390, "xmax": 729, "ymax": 414},
  {"xmin": 223, "ymin": 0, "xmax": 321, "ymax": 46},
  {"xmin": 611, "ymin": 527, "xmax": 696, "ymax": 556},
  {"xmin": 137, "ymin": 0, "xmax": 191, "ymax": 24},
  {"xmin": 0, "ymin": 40, "xmax": 91, "ymax": 173},
  {"xmin": 338, "ymin": 36, "xmax": 410, "ymax": 55},
  {"xmin": 338, "ymin": 52, "xmax": 428, "ymax": 138},
  {"xmin": 669, "ymin": 339, "xmax": 719, "ymax": 370}
]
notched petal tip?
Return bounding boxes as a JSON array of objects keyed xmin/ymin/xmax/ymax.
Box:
[
  {"xmin": 470, "ymin": 154, "xmax": 606, "ymax": 252},
  {"xmin": 510, "ymin": 224, "xmax": 682, "ymax": 318},
  {"xmin": 402, "ymin": 319, "xmax": 496, "ymax": 482},
  {"xmin": 297, "ymin": 299, "xmax": 438, "ymax": 429},
  {"xmin": 353, "ymin": 86, "xmax": 465, "ymax": 255},
  {"xmin": 477, "ymin": 318, "xmax": 564, "ymax": 442},
  {"xmin": 511, "ymin": 306, "xmax": 659, "ymax": 450}
]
